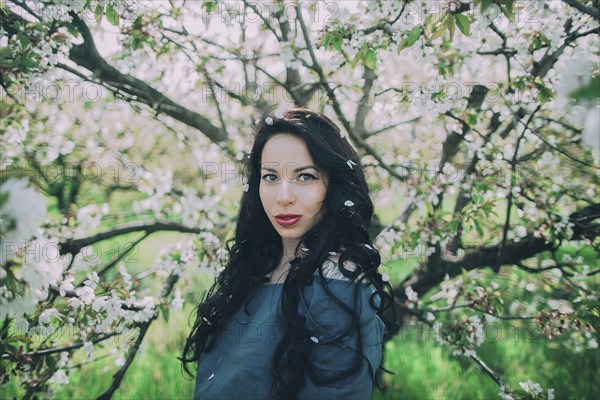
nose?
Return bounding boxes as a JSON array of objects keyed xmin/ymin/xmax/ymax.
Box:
[{"xmin": 276, "ymin": 179, "xmax": 295, "ymax": 206}]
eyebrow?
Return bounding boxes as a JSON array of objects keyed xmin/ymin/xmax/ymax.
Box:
[{"xmin": 261, "ymin": 165, "xmax": 318, "ymax": 173}]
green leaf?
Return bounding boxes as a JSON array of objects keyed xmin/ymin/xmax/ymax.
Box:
[
  {"xmin": 19, "ymin": 55, "xmax": 38, "ymax": 69},
  {"xmin": 106, "ymin": 3, "xmax": 119, "ymax": 26},
  {"xmin": 537, "ymin": 84, "xmax": 553, "ymax": 105},
  {"xmin": 131, "ymin": 37, "xmax": 142, "ymax": 50},
  {"xmin": 161, "ymin": 305, "xmax": 170, "ymax": 322},
  {"xmin": 454, "ymin": 14, "xmax": 470, "ymax": 36},
  {"xmin": 203, "ymin": 1, "xmax": 216, "ymax": 13},
  {"xmin": 398, "ymin": 27, "xmax": 423, "ymax": 52},
  {"xmin": 322, "ymin": 32, "xmax": 343, "ymax": 52},
  {"xmin": 473, "ymin": 219, "xmax": 484, "ymax": 237},
  {"xmin": 94, "ymin": 3, "xmax": 104, "ymax": 24},
  {"xmin": 481, "ymin": 0, "xmax": 494, "ymax": 13},
  {"xmin": 501, "ymin": 1, "xmax": 515, "ymax": 22},
  {"xmin": 449, "ymin": 220, "xmax": 459, "ymax": 234},
  {"xmin": 0, "ymin": 47, "xmax": 11, "ymax": 61},
  {"xmin": 17, "ymin": 33, "xmax": 30, "ymax": 49},
  {"xmin": 331, "ymin": 35, "xmax": 342, "ymax": 52},
  {"xmin": 364, "ymin": 48, "xmax": 377, "ymax": 70}
]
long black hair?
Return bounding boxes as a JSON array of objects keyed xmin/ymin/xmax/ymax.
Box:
[{"xmin": 181, "ymin": 107, "xmax": 399, "ymax": 398}]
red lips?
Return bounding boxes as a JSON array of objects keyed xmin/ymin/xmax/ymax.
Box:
[{"xmin": 275, "ymin": 214, "xmax": 302, "ymax": 227}]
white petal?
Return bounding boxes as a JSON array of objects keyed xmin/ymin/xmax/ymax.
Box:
[
  {"xmin": 208, "ymin": 373, "xmax": 215, "ymax": 380},
  {"xmin": 328, "ymin": 251, "xmax": 337, "ymax": 256},
  {"xmin": 242, "ymin": 183, "xmax": 249, "ymax": 192},
  {"xmin": 381, "ymin": 273, "xmax": 390, "ymax": 282},
  {"xmin": 347, "ymin": 160, "xmax": 357, "ymax": 169},
  {"xmin": 363, "ymin": 244, "xmax": 373, "ymax": 250},
  {"xmin": 344, "ymin": 200, "xmax": 354, "ymax": 207},
  {"xmin": 265, "ymin": 117, "xmax": 274, "ymax": 126},
  {"xmin": 310, "ymin": 336, "xmax": 319, "ymax": 343}
]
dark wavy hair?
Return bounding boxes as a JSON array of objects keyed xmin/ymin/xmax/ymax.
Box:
[{"xmin": 181, "ymin": 107, "xmax": 399, "ymax": 398}]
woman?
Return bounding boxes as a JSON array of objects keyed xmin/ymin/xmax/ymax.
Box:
[{"xmin": 181, "ymin": 108, "xmax": 398, "ymax": 399}]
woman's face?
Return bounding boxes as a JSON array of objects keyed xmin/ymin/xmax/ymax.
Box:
[{"xmin": 259, "ymin": 134, "xmax": 328, "ymax": 252}]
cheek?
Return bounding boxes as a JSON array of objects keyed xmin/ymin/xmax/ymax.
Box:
[
  {"xmin": 311, "ymin": 187, "xmax": 327, "ymax": 212},
  {"xmin": 259, "ymin": 184, "xmax": 276, "ymax": 209}
]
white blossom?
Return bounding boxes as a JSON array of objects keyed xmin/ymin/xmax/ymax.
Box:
[
  {"xmin": 48, "ymin": 368, "xmax": 69, "ymax": 385},
  {"xmin": 405, "ymin": 286, "xmax": 418, "ymax": 302},
  {"xmin": 76, "ymin": 286, "xmax": 95, "ymax": 305},
  {"xmin": 0, "ymin": 179, "xmax": 47, "ymax": 264},
  {"xmin": 519, "ymin": 379, "xmax": 543, "ymax": 395},
  {"xmin": 172, "ymin": 287, "xmax": 184, "ymax": 311},
  {"xmin": 84, "ymin": 271, "xmax": 100, "ymax": 290},
  {"xmin": 498, "ymin": 391, "xmax": 515, "ymax": 400},
  {"xmin": 59, "ymin": 276, "xmax": 75, "ymax": 296}
]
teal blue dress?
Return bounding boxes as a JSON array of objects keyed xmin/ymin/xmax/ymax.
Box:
[{"xmin": 194, "ymin": 277, "xmax": 385, "ymax": 400}]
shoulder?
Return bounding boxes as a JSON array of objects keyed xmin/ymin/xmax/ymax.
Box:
[{"xmin": 317, "ymin": 252, "xmax": 363, "ymax": 282}]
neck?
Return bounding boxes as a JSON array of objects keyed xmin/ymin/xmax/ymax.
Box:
[
  {"xmin": 267, "ymin": 239, "xmax": 306, "ymax": 284},
  {"xmin": 281, "ymin": 238, "xmax": 301, "ymax": 262}
]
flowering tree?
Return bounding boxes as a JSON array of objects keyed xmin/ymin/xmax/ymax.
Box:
[{"xmin": 1, "ymin": 0, "xmax": 598, "ymax": 399}]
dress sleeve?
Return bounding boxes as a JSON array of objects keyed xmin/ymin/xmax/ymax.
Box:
[{"xmin": 297, "ymin": 277, "xmax": 385, "ymax": 400}]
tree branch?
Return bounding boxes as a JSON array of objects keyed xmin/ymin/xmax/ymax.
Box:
[
  {"xmin": 62, "ymin": 13, "xmax": 234, "ymax": 158},
  {"xmin": 59, "ymin": 220, "xmax": 204, "ymax": 256},
  {"xmin": 96, "ymin": 272, "xmax": 179, "ymax": 400},
  {"xmin": 562, "ymin": 0, "xmax": 600, "ymax": 21},
  {"xmin": 397, "ymin": 203, "xmax": 600, "ymax": 312}
]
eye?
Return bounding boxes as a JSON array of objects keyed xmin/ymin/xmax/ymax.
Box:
[
  {"xmin": 262, "ymin": 174, "xmax": 277, "ymax": 182},
  {"xmin": 298, "ymin": 173, "xmax": 318, "ymax": 182}
]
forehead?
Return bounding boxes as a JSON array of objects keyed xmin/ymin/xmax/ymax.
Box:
[{"xmin": 260, "ymin": 134, "xmax": 314, "ymax": 167}]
